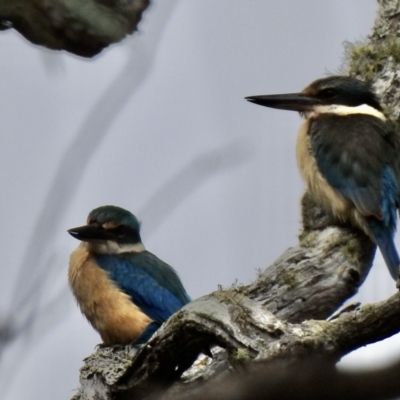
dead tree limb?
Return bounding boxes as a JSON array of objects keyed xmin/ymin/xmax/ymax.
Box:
[
  {"xmin": 0, "ymin": 0, "xmax": 150, "ymax": 57},
  {"xmin": 174, "ymin": 356, "xmax": 400, "ymax": 400}
]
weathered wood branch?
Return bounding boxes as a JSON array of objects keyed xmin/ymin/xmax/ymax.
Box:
[
  {"xmin": 244, "ymin": 194, "xmax": 375, "ymax": 324},
  {"xmin": 0, "ymin": 0, "xmax": 150, "ymax": 57},
  {"xmin": 132, "ymin": 289, "xmax": 400, "ymax": 387},
  {"xmin": 70, "ymin": 1, "xmax": 400, "ymax": 399},
  {"xmin": 174, "ymin": 356, "xmax": 400, "ymax": 400},
  {"xmin": 75, "ymin": 285, "xmax": 400, "ymax": 400}
]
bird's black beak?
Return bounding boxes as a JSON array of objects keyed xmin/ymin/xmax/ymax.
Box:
[
  {"xmin": 245, "ymin": 93, "xmax": 320, "ymax": 112},
  {"xmin": 68, "ymin": 224, "xmax": 110, "ymax": 241}
]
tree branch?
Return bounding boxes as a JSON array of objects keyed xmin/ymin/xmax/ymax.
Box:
[
  {"xmin": 74, "ymin": 288, "xmax": 400, "ymax": 400},
  {"xmin": 0, "ymin": 0, "xmax": 150, "ymax": 57},
  {"xmin": 173, "ymin": 357, "xmax": 400, "ymax": 400},
  {"xmin": 245, "ymin": 194, "xmax": 375, "ymax": 323}
]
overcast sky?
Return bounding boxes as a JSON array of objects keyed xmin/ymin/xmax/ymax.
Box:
[{"xmin": 0, "ymin": 1, "xmax": 397, "ymax": 399}]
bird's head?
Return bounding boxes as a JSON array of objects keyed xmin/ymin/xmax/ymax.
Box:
[
  {"xmin": 68, "ymin": 205, "xmax": 144, "ymax": 254},
  {"xmin": 245, "ymin": 76, "xmax": 382, "ymax": 116}
]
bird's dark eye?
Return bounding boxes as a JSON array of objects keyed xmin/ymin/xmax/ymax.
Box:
[
  {"xmin": 319, "ymin": 88, "xmax": 337, "ymax": 98},
  {"xmin": 114, "ymin": 225, "xmax": 126, "ymax": 238}
]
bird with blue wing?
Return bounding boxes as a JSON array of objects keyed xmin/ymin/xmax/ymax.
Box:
[
  {"xmin": 68, "ymin": 205, "xmax": 191, "ymax": 345},
  {"xmin": 246, "ymin": 76, "xmax": 400, "ymax": 281}
]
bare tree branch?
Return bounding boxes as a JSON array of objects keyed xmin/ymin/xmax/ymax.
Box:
[
  {"xmin": 245, "ymin": 194, "xmax": 375, "ymax": 323},
  {"xmin": 173, "ymin": 357, "xmax": 400, "ymax": 400},
  {"xmin": 74, "ymin": 287, "xmax": 400, "ymax": 399},
  {"xmin": 0, "ymin": 0, "xmax": 150, "ymax": 57}
]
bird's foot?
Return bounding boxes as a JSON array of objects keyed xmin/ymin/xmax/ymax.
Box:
[{"xmin": 95, "ymin": 343, "xmax": 126, "ymax": 351}]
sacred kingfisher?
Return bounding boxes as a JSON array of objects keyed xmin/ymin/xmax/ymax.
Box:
[
  {"xmin": 246, "ymin": 76, "xmax": 400, "ymax": 280},
  {"xmin": 68, "ymin": 205, "xmax": 191, "ymax": 345}
]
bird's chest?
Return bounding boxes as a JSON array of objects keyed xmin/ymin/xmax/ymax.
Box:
[
  {"xmin": 68, "ymin": 245, "xmax": 151, "ymax": 344},
  {"xmin": 68, "ymin": 246, "xmax": 117, "ymax": 320},
  {"xmin": 296, "ymin": 119, "xmax": 350, "ymax": 218}
]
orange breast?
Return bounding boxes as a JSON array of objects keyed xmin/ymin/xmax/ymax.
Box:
[{"xmin": 68, "ymin": 244, "xmax": 152, "ymax": 345}]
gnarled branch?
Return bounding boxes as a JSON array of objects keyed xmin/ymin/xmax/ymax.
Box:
[{"xmin": 0, "ymin": 0, "xmax": 150, "ymax": 57}]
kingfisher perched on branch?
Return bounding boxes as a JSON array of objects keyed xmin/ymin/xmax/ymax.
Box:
[
  {"xmin": 68, "ymin": 205, "xmax": 191, "ymax": 345},
  {"xmin": 246, "ymin": 76, "xmax": 400, "ymax": 280}
]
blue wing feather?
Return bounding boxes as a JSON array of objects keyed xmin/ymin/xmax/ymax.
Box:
[{"xmin": 95, "ymin": 252, "xmax": 190, "ymax": 324}]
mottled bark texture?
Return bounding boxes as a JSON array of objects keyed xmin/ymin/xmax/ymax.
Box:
[
  {"xmin": 69, "ymin": 1, "xmax": 400, "ymax": 399},
  {"xmin": 174, "ymin": 356, "xmax": 400, "ymax": 400},
  {"xmin": 0, "ymin": 0, "xmax": 150, "ymax": 57}
]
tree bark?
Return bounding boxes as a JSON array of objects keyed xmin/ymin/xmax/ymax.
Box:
[
  {"xmin": 69, "ymin": 1, "xmax": 400, "ymax": 399},
  {"xmin": 173, "ymin": 356, "xmax": 400, "ymax": 400},
  {"xmin": 0, "ymin": 0, "xmax": 150, "ymax": 57}
]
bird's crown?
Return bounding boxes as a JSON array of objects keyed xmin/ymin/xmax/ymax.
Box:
[{"xmin": 87, "ymin": 205, "xmax": 141, "ymax": 232}]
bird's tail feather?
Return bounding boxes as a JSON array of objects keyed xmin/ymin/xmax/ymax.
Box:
[{"xmin": 370, "ymin": 222, "xmax": 400, "ymax": 280}]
